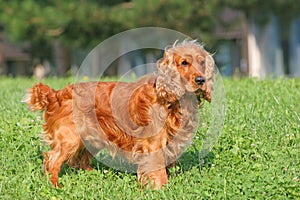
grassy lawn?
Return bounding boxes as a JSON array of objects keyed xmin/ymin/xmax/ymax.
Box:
[{"xmin": 0, "ymin": 76, "xmax": 299, "ymax": 199}]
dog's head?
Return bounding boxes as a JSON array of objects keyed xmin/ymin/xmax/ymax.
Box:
[{"xmin": 156, "ymin": 40, "xmax": 215, "ymax": 103}]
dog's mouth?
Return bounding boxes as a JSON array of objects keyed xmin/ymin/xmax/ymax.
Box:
[
  {"xmin": 194, "ymin": 87, "xmax": 211, "ymax": 103},
  {"xmin": 195, "ymin": 88, "xmax": 205, "ymax": 99}
]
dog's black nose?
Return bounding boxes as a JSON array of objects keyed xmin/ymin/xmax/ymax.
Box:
[{"xmin": 195, "ymin": 76, "xmax": 206, "ymax": 85}]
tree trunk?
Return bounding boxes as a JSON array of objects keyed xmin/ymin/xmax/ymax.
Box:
[
  {"xmin": 53, "ymin": 39, "xmax": 70, "ymax": 77},
  {"xmin": 289, "ymin": 17, "xmax": 300, "ymax": 78},
  {"xmin": 246, "ymin": 15, "xmax": 284, "ymax": 78}
]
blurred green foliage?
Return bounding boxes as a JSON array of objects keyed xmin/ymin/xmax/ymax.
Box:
[
  {"xmin": 0, "ymin": 0, "xmax": 299, "ymax": 63},
  {"xmin": 0, "ymin": 0, "xmax": 218, "ymax": 48}
]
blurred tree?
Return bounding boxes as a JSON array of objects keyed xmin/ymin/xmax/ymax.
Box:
[
  {"xmin": 112, "ymin": 0, "xmax": 218, "ymax": 44},
  {"xmin": 0, "ymin": 0, "xmax": 220, "ymax": 76},
  {"xmin": 0, "ymin": 0, "xmax": 127, "ymax": 76},
  {"xmin": 1, "ymin": 0, "xmax": 299, "ymax": 76}
]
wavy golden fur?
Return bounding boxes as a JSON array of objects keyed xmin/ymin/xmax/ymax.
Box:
[{"xmin": 22, "ymin": 40, "xmax": 215, "ymax": 189}]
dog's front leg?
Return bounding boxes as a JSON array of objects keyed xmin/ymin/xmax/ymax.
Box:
[{"xmin": 137, "ymin": 152, "xmax": 168, "ymax": 189}]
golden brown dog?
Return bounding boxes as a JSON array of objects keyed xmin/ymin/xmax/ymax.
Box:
[{"xmin": 23, "ymin": 40, "xmax": 215, "ymax": 189}]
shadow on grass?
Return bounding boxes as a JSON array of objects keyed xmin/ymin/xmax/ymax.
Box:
[
  {"xmin": 56, "ymin": 152, "xmax": 216, "ymax": 181},
  {"xmin": 37, "ymin": 145, "xmax": 216, "ymax": 182},
  {"xmin": 176, "ymin": 150, "xmax": 216, "ymax": 172}
]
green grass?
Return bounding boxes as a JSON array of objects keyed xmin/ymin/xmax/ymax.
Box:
[{"xmin": 0, "ymin": 77, "xmax": 299, "ymax": 199}]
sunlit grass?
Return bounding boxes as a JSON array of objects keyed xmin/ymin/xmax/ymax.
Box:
[{"xmin": 0, "ymin": 77, "xmax": 299, "ymax": 199}]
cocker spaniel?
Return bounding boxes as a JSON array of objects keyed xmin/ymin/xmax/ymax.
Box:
[{"xmin": 22, "ymin": 40, "xmax": 215, "ymax": 189}]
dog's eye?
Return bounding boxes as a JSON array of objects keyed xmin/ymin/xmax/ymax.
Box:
[
  {"xmin": 181, "ymin": 60, "xmax": 188, "ymax": 66},
  {"xmin": 200, "ymin": 60, "xmax": 205, "ymax": 67}
]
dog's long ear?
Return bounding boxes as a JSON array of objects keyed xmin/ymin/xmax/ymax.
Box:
[
  {"xmin": 203, "ymin": 54, "xmax": 215, "ymax": 102},
  {"xmin": 156, "ymin": 50, "xmax": 185, "ymax": 103}
]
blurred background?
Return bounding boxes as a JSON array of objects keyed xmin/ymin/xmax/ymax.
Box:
[{"xmin": 0, "ymin": 0, "xmax": 299, "ymax": 79}]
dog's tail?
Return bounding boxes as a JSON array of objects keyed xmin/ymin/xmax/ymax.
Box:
[{"xmin": 21, "ymin": 83, "xmax": 57, "ymax": 111}]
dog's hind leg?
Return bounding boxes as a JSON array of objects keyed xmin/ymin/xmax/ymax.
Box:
[
  {"xmin": 78, "ymin": 149, "xmax": 93, "ymax": 170},
  {"xmin": 43, "ymin": 149, "xmax": 68, "ymax": 187},
  {"xmin": 67, "ymin": 148, "xmax": 94, "ymax": 171},
  {"xmin": 43, "ymin": 126, "xmax": 81, "ymax": 187}
]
